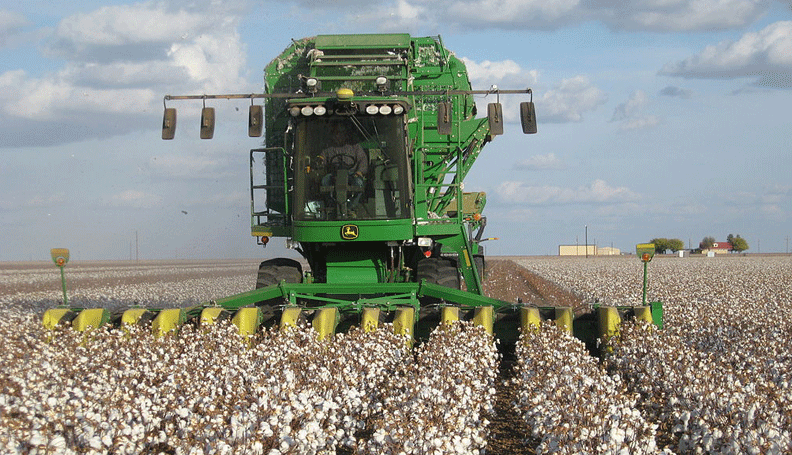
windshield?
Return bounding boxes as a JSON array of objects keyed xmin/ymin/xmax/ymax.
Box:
[{"xmin": 293, "ymin": 114, "xmax": 411, "ymax": 222}]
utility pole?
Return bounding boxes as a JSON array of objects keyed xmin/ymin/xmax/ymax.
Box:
[
  {"xmin": 585, "ymin": 225, "xmax": 588, "ymax": 258},
  {"xmin": 135, "ymin": 230, "xmax": 139, "ymax": 262},
  {"xmin": 786, "ymin": 236, "xmax": 789, "ymax": 254}
]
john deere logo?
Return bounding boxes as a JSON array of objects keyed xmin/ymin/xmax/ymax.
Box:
[{"xmin": 341, "ymin": 224, "xmax": 359, "ymax": 240}]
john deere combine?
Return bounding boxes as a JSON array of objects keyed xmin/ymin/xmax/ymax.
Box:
[{"xmin": 43, "ymin": 34, "xmax": 662, "ymax": 349}]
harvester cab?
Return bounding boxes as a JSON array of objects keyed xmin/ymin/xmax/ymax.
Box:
[{"xmin": 43, "ymin": 34, "xmax": 662, "ymax": 353}]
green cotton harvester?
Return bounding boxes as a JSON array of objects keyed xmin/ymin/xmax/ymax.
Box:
[{"xmin": 43, "ymin": 34, "xmax": 662, "ymax": 350}]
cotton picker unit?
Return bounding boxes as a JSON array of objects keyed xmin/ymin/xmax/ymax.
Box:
[{"xmin": 43, "ymin": 34, "xmax": 662, "ymax": 350}]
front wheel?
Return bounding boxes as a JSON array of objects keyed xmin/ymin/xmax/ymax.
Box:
[{"xmin": 256, "ymin": 258, "xmax": 303, "ymax": 289}]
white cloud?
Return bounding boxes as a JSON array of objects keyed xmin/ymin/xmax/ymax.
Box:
[
  {"xmin": 496, "ymin": 179, "xmax": 640, "ymax": 205},
  {"xmin": 515, "ymin": 153, "xmax": 565, "ymax": 170},
  {"xmin": 462, "ymin": 57, "xmax": 538, "ymax": 90},
  {"xmin": 539, "ymin": 76, "xmax": 607, "ymax": 123},
  {"xmin": 0, "ymin": 9, "xmax": 28, "ymax": 46},
  {"xmin": 107, "ymin": 189, "xmax": 163, "ymax": 209},
  {"xmin": 46, "ymin": 3, "xmax": 221, "ymax": 57},
  {"xmin": 445, "ymin": 0, "xmax": 581, "ymax": 26},
  {"xmin": 0, "ymin": 1, "xmax": 251, "ymax": 146},
  {"xmin": 0, "ymin": 192, "xmax": 67, "ymax": 210},
  {"xmin": 342, "ymin": 0, "xmax": 769, "ymax": 32},
  {"xmin": 598, "ymin": 0, "xmax": 766, "ymax": 32},
  {"xmin": 611, "ymin": 90, "xmax": 660, "ymax": 131},
  {"xmin": 659, "ymin": 86, "xmax": 693, "ymax": 99},
  {"xmin": 146, "ymin": 154, "xmax": 234, "ymax": 180},
  {"xmin": 660, "ymin": 21, "xmax": 792, "ymax": 87}
]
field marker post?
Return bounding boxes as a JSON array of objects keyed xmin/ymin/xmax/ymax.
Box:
[
  {"xmin": 635, "ymin": 244, "xmax": 656, "ymax": 306},
  {"xmin": 50, "ymin": 248, "xmax": 70, "ymax": 305}
]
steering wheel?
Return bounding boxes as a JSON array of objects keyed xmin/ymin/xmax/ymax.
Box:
[{"xmin": 328, "ymin": 153, "xmax": 357, "ymax": 172}]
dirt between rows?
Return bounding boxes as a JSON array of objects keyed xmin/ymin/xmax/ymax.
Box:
[{"xmin": 482, "ymin": 259, "xmax": 585, "ymax": 455}]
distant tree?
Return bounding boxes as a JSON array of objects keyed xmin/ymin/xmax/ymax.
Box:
[
  {"xmin": 667, "ymin": 238, "xmax": 685, "ymax": 252},
  {"xmin": 649, "ymin": 238, "xmax": 669, "ymax": 254},
  {"xmin": 730, "ymin": 235, "xmax": 749, "ymax": 252},
  {"xmin": 700, "ymin": 236, "xmax": 716, "ymax": 249},
  {"xmin": 650, "ymin": 238, "xmax": 685, "ymax": 254}
]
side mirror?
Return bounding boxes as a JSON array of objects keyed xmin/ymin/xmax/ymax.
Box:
[
  {"xmin": 437, "ymin": 102, "xmax": 452, "ymax": 135},
  {"xmin": 162, "ymin": 108, "xmax": 177, "ymax": 140},
  {"xmin": 200, "ymin": 107, "xmax": 215, "ymax": 139},
  {"xmin": 249, "ymin": 105, "xmax": 263, "ymax": 137},
  {"xmin": 487, "ymin": 103, "xmax": 504, "ymax": 136},
  {"xmin": 520, "ymin": 101, "xmax": 537, "ymax": 134}
]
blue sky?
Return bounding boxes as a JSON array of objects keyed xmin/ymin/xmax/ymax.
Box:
[{"xmin": 1, "ymin": 0, "xmax": 791, "ymax": 261}]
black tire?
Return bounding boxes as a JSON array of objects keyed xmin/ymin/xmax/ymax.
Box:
[
  {"xmin": 474, "ymin": 255, "xmax": 486, "ymax": 281},
  {"xmin": 416, "ymin": 257, "xmax": 460, "ymax": 289},
  {"xmin": 255, "ymin": 258, "xmax": 303, "ymax": 289}
]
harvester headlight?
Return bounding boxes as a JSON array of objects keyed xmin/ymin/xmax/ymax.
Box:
[
  {"xmin": 313, "ymin": 105, "xmax": 327, "ymax": 116},
  {"xmin": 417, "ymin": 237, "xmax": 433, "ymax": 247},
  {"xmin": 375, "ymin": 76, "xmax": 390, "ymax": 92},
  {"xmin": 305, "ymin": 77, "xmax": 320, "ymax": 93},
  {"xmin": 366, "ymin": 104, "xmax": 379, "ymax": 115},
  {"xmin": 379, "ymin": 105, "xmax": 392, "ymax": 115},
  {"xmin": 392, "ymin": 104, "xmax": 405, "ymax": 115},
  {"xmin": 301, "ymin": 106, "xmax": 314, "ymax": 116},
  {"xmin": 289, "ymin": 106, "xmax": 302, "ymax": 117}
]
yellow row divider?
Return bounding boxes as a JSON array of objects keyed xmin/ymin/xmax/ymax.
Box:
[
  {"xmin": 393, "ymin": 307, "xmax": 415, "ymax": 347},
  {"xmin": 42, "ymin": 309, "xmax": 73, "ymax": 330},
  {"xmin": 634, "ymin": 306, "xmax": 653, "ymax": 326},
  {"xmin": 597, "ymin": 306, "xmax": 621, "ymax": 339},
  {"xmin": 152, "ymin": 308, "xmax": 186, "ymax": 337},
  {"xmin": 520, "ymin": 307, "xmax": 541, "ymax": 333},
  {"xmin": 473, "ymin": 306, "xmax": 494, "ymax": 335},
  {"xmin": 361, "ymin": 308, "xmax": 380, "ymax": 332},
  {"xmin": 122, "ymin": 308, "xmax": 150, "ymax": 326},
  {"xmin": 232, "ymin": 307, "xmax": 262, "ymax": 337},
  {"xmin": 312, "ymin": 308, "xmax": 338, "ymax": 341},
  {"xmin": 72, "ymin": 308, "xmax": 110, "ymax": 332},
  {"xmin": 280, "ymin": 307, "xmax": 302, "ymax": 330},
  {"xmin": 441, "ymin": 306, "xmax": 460, "ymax": 325},
  {"xmin": 200, "ymin": 307, "xmax": 225, "ymax": 326},
  {"xmin": 554, "ymin": 307, "xmax": 573, "ymax": 334}
]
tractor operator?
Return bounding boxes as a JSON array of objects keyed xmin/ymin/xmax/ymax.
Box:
[{"xmin": 316, "ymin": 124, "xmax": 368, "ymax": 208}]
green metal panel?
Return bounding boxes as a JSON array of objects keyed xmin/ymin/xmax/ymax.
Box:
[
  {"xmin": 315, "ymin": 34, "xmax": 411, "ymax": 50},
  {"xmin": 292, "ymin": 219, "xmax": 413, "ymax": 243},
  {"xmin": 326, "ymin": 249, "xmax": 384, "ymax": 284}
]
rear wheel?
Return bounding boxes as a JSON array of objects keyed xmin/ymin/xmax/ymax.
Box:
[
  {"xmin": 416, "ymin": 257, "xmax": 460, "ymax": 289},
  {"xmin": 256, "ymin": 258, "xmax": 303, "ymax": 289},
  {"xmin": 474, "ymin": 254, "xmax": 487, "ymax": 281}
]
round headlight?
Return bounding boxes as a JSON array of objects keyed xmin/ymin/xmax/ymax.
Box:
[
  {"xmin": 366, "ymin": 104, "xmax": 379, "ymax": 115},
  {"xmin": 379, "ymin": 105, "xmax": 392, "ymax": 115},
  {"xmin": 313, "ymin": 105, "xmax": 327, "ymax": 116},
  {"xmin": 375, "ymin": 76, "xmax": 388, "ymax": 86},
  {"xmin": 392, "ymin": 104, "xmax": 404, "ymax": 115},
  {"xmin": 301, "ymin": 106, "xmax": 314, "ymax": 116},
  {"xmin": 289, "ymin": 106, "xmax": 301, "ymax": 117}
]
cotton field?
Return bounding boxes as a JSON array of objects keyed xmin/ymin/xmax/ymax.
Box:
[
  {"xmin": 513, "ymin": 255, "xmax": 792, "ymax": 454},
  {"xmin": 1, "ymin": 256, "xmax": 791, "ymax": 454}
]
